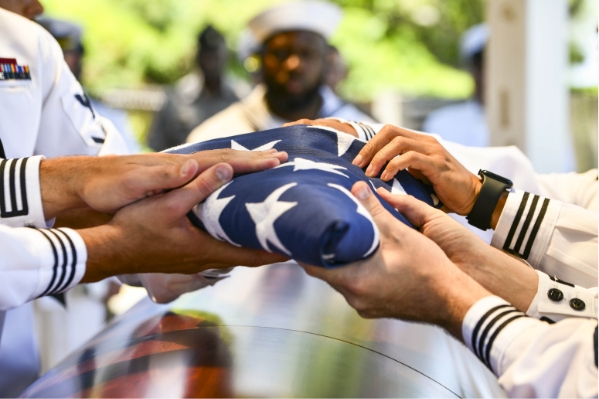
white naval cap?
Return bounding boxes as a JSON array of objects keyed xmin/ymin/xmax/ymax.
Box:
[
  {"xmin": 460, "ymin": 23, "xmax": 488, "ymax": 62},
  {"xmin": 248, "ymin": 1, "xmax": 343, "ymax": 43}
]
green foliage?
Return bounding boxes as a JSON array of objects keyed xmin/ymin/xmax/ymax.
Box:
[{"xmin": 42, "ymin": 0, "xmax": 480, "ymax": 100}]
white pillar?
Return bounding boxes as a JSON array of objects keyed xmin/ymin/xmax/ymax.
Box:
[{"xmin": 486, "ymin": 0, "xmax": 573, "ymax": 173}]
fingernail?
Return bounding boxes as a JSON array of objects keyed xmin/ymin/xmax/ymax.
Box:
[
  {"xmin": 267, "ymin": 149, "xmax": 278, "ymax": 154},
  {"xmin": 380, "ymin": 172, "xmax": 388, "ymax": 181},
  {"xmin": 215, "ymin": 165, "xmax": 232, "ymax": 181},
  {"xmin": 353, "ymin": 154, "xmax": 363, "ymax": 166},
  {"xmin": 365, "ymin": 164, "xmax": 374, "ymax": 176},
  {"xmin": 181, "ymin": 160, "xmax": 194, "ymax": 175},
  {"xmin": 356, "ymin": 184, "xmax": 371, "ymax": 201}
]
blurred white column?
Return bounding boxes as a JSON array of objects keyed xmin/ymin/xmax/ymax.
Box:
[{"xmin": 486, "ymin": 0, "xmax": 574, "ymax": 173}]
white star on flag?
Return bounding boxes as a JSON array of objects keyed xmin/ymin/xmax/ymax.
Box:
[
  {"xmin": 231, "ymin": 139, "xmax": 281, "ymax": 152},
  {"xmin": 328, "ymin": 183, "xmax": 379, "ymax": 257},
  {"xmin": 197, "ymin": 182, "xmax": 238, "ymax": 246},
  {"xmin": 246, "ymin": 183, "xmax": 298, "ymax": 255},
  {"xmin": 276, "ymin": 157, "xmax": 349, "ymax": 178},
  {"xmin": 391, "ymin": 178, "xmax": 407, "ymax": 195},
  {"xmin": 307, "ymin": 125, "xmax": 359, "ymax": 156}
]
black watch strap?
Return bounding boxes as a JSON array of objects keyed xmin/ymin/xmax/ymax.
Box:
[{"xmin": 466, "ymin": 170, "xmax": 513, "ymax": 231}]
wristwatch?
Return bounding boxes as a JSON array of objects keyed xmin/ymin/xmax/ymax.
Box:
[{"xmin": 466, "ymin": 170, "xmax": 513, "ymax": 231}]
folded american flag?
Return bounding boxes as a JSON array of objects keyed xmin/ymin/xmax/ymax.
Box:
[{"xmin": 167, "ymin": 125, "xmax": 440, "ymax": 268}]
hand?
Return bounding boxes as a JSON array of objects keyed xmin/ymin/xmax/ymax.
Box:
[
  {"xmin": 283, "ymin": 118, "xmax": 359, "ymax": 137},
  {"xmin": 40, "ymin": 149, "xmax": 288, "ymax": 219},
  {"xmin": 78, "ymin": 163, "xmax": 288, "ymax": 283},
  {"xmin": 351, "ymin": 124, "xmax": 481, "ymax": 215},
  {"xmin": 379, "ymin": 190, "xmax": 538, "ymax": 312},
  {"xmin": 301, "ymin": 181, "xmax": 490, "ymax": 339}
]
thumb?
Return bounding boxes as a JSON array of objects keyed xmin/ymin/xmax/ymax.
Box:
[
  {"xmin": 159, "ymin": 163, "xmax": 233, "ymax": 218},
  {"xmin": 351, "ymin": 181, "xmax": 401, "ymax": 237},
  {"xmin": 377, "ymin": 188, "xmax": 439, "ymax": 229},
  {"xmin": 134, "ymin": 159, "xmax": 200, "ymax": 197}
]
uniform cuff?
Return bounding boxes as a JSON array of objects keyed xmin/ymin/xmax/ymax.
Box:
[
  {"xmin": 33, "ymin": 227, "xmax": 87, "ymax": 298},
  {"xmin": 0, "ymin": 156, "xmax": 47, "ymax": 228},
  {"xmin": 462, "ymin": 296, "xmax": 534, "ymax": 374},
  {"xmin": 526, "ymin": 270, "xmax": 597, "ymax": 321},
  {"xmin": 491, "ymin": 190, "xmax": 561, "ymax": 267},
  {"xmin": 324, "ymin": 118, "xmax": 384, "ymax": 141}
]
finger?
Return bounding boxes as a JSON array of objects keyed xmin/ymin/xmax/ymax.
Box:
[
  {"xmin": 365, "ymin": 136, "xmax": 430, "ymax": 179},
  {"xmin": 299, "ymin": 263, "xmax": 352, "ymax": 290},
  {"xmin": 159, "ymin": 163, "xmax": 233, "ymax": 218},
  {"xmin": 282, "ymin": 118, "xmax": 314, "ymax": 127},
  {"xmin": 351, "ymin": 181, "xmax": 403, "ymax": 237},
  {"xmin": 380, "ymin": 151, "xmax": 437, "ymax": 182},
  {"xmin": 352, "ymin": 125, "xmax": 426, "ymax": 169},
  {"xmin": 377, "ymin": 189, "xmax": 438, "ymax": 228},
  {"xmin": 191, "ymin": 149, "xmax": 288, "ymax": 174},
  {"xmin": 126, "ymin": 159, "xmax": 199, "ymax": 199}
]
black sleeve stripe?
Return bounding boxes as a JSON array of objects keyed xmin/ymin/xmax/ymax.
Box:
[
  {"xmin": 476, "ymin": 308, "xmax": 520, "ymax": 359},
  {"xmin": 19, "ymin": 157, "xmax": 29, "ymax": 215},
  {"xmin": 0, "ymin": 138, "xmax": 6, "ymax": 159},
  {"xmin": 0, "ymin": 157, "xmax": 29, "ymax": 218},
  {"xmin": 55, "ymin": 228, "xmax": 78, "ymax": 292},
  {"xmin": 483, "ymin": 314, "xmax": 526, "ymax": 368},
  {"xmin": 471, "ymin": 304, "xmax": 511, "ymax": 356},
  {"xmin": 8, "ymin": 158, "xmax": 18, "ymax": 215},
  {"xmin": 503, "ymin": 192, "xmax": 529, "ymax": 251},
  {"xmin": 36, "ymin": 229, "xmax": 59, "ymax": 298},
  {"xmin": 594, "ymin": 325, "xmax": 597, "ymax": 368},
  {"xmin": 522, "ymin": 198, "xmax": 550, "ymax": 259},
  {"xmin": 45, "ymin": 229, "xmax": 69, "ymax": 295},
  {"xmin": 512, "ymin": 195, "xmax": 539, "ymax": 254}
]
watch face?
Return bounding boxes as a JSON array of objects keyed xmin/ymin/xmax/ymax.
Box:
[{"xmin": 479, "ymin": 170, "xmax": 513, "ymax": 186}]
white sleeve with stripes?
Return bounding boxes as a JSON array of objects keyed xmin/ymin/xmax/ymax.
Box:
[
  {"xmin": 0, "ymin": 225, "xmax": 86, "ymax": 311},
  {"xmin": 462, "ymin": 296, "xmax": 598, "ymax": 398},
  {"xmin": 0, "ymin": 156, "xmax": 47, "ymax": 228},
  {"xmin": 491, "ymin": 190, "xmax": 597, "ymax": 288}
]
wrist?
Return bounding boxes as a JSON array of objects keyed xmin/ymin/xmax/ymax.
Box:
[
  {"xmin": 78, "ymin": 224, "xmax": 126, "ymax": 283},
  {"xmin": 40, "ymin": 158, "xmax": 87, "ymax": 219},
  {"xmin": 490, "ymin": 191, "xmax": 508, "ymax": 230},
  {"xmin": 437, "ymin": 271, "xmax": 492, "ymax": 339}
]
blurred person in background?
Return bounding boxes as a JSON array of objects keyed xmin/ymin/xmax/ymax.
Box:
[
  {"xmin": 325, "ymin": 45, "xmax": 348, "ymax": 95},
  {"xmin": 422, "ymin": 24, "xmax": 489, "ymax": 147},
  {"xmin": 39, "ymin": 17, "xmax": 141, "ymax": 154},
  {"xmin": 148, "ymin": 25, "xmax": 245, "ymax": 151},
  {"xmin": 0, "ymin": 0, "xmax": 42, "ymax": 20},
  {"xmin": 187, "ymin": 1, "xmax": 375, "ymax": 144}
]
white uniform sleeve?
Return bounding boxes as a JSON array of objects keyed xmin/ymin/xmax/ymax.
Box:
[
  {"xmin": 0, "ymin": 156, "xmax": 46, "ymax": 228},
  {"xmin": 0, "ymin": 224, "xmax": 86, "ymax": 311},
  {"xmin": 526, "ymin": 271, "xmax": 597, "ymax": 321},
  {"xmin": 537, "ymin": 169, "xmax": 598, "ymax": 211},
  {"xmin": 462, "ymin": 296, "xmax": 598, "ymax": 398},
  {"xmin": 491, "ymin": 190, "xmax": 597, "ymax": 288},
  {"xmin": 34, "ymin": 28, "xmax": 128, "ymax": 158}
]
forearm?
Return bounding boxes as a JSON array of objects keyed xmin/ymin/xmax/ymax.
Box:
[
  {"xmin": 463, "ymin": 246, "xmax": 539, "ymax": 312},
  {"xmin": 39, "ymin": 157, "xmax": 88, "ymax": 219},
  {"xmin": 54, "ymin": 208, "xmax": 113, "ymax": 229}
]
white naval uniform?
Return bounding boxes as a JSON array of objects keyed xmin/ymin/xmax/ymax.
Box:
[
  {"xmin": 0, "ymin": 8, "xmax": 128, "ymax": 396},
  {"xmin": 186, "ymin": 83, "xmax": 375, "ymax": 143},
  {"xmin": 349, "ymin": 121, "xmax": 598, "ymax": 396},
  {"xmin": 462, "ymin": 296, "xmax": 597, "ymax": 398}
]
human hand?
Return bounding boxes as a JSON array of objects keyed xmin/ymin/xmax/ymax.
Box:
[
  {"xmin": 40, "ymin": 149, "xmax": 288, "ymax": 219},
  {"xmin": 379, "ymin": 190, "xmax": 538, "ymax": 311},
  {"xmin": 301, "ymin": 181, "xmax": 490, "ymax": 338},
  {"xmin": 283, "ymin": 118, "xmax": 359, "ymax": 137},
  {"xmin": 351, "ymin": 124, "xmax": 481, "ymax": 215},
  {"xmin": 78, "ymin": 163, "xmax": 288, "ymax": 283}
]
